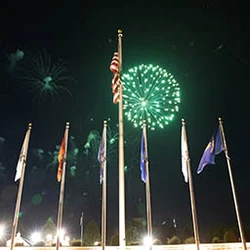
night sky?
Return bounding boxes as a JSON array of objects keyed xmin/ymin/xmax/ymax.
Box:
[{"xmin": 0, "ymin": 1, "xmax": 250, "ymax": 242}]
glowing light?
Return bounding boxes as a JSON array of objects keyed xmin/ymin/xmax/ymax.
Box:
[
  {"xmin": 143, "ymin": 235, "xmax": 153, "ymax": 246},
  {"xmin": 53, "ymin": 229, "xmax": 70, "ymax": 246},
  {"xmin": 31, "ymin": 232, "xmax": 42, "ymax": 244},
  {"xmin": 57, "ymin": 228, "xmax": 65, "ymax": 240},
  {"xmin": 0, "ymin": 224, "xmax": 5, "ymax": 240},
  {"xmin": 46, "ymin": 234, "xmax": 53, "ymax": 241},
  {"xmin": 122, "ymin": 64, "xmax": 181, "ymax": 130}
]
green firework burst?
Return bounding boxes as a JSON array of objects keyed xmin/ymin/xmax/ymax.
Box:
[{"xmin": 122, "ymin": 64, "xmax": 180, "ymax": 130}]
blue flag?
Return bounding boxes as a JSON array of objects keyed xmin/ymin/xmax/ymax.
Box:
[
  {"xmin": 197, "ymin": 127, "xmax": 224, "ymax": 174},
  {"xmin": 140, "ymin": 132, "xmax": 147, "ymax": 183},
  {"xmin": 98, "ymin": 131, "xmax": 105, "ymax": 184}
]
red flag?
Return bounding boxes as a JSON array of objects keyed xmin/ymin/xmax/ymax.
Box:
[
  {"xmin": 57, "ymin": 134, "xmax": 66, "ymax": 182},
  {"xmin": 110, "ymin": 52, "xmax": 120, "ymax": 104}
]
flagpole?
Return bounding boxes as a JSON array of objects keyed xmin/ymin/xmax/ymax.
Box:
[
  {"xmin": 182, "ymin": 119, "xmax": 200, "ymax": 250},
  {"xmin": 101, "ymin": 120, "xmax": 107, "ymax": 250},
  {"xmin": 10, "ymin": 123, "xmax": 32, "ymax": 250},
  {"xmin": 80, "ymin": 212, "xmax": 84, "ymax": 246},
  {"xmin": 117, "ymin": 29, "xmax": 126, "ymax": 250},
  {"xmin": 56, "ymin": 122, "xmax": 70, "ymax": 250},
  {"xmin": 143, "ymin": 120, "xmax": 153, "ymax": 250},
  {"xmin": 218, "ymin": 117, "xmax": 247, "ymax": 250}
]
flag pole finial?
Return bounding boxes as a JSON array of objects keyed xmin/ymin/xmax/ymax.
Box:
[
  {"xmin": 28, "ymin": 123, "xmax": 32, "ymax": 129},
  {"xmin": 104, "ymin": 120, "xmax": 107, "ymax": 125},
  {"xmin": 181, "ymin": 118, "xmax": 185, "ymax": 125},
  {"xmin": 218, "ymin": 117, "xmax": 223, "ymax": 125},
  {"xmin": 118, "ymin": 29, "xmax": 123, "ymax": 35}
]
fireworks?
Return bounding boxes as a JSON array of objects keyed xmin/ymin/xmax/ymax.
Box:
[
  {"xmin": 122, "ymin": 64, "xmax": 181, "ymax": 130},
  {"xmin": 17, "ymin": 49, "xmax": 75, "ymax": 100}
]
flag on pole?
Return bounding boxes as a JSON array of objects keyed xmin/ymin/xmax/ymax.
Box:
[
  {"xmin": 98, "ymin": 126, "xmax": 106, "ymax": 184},
  {"xmin": 181, "ymin": 121, "xmax": 189, "ymax": 183},
  {"xmin": 14, "ymin": 126, "xmax": 31, "ymax": 182},
  {"xmin": 110, "ymin": 52, "xmax": 120, "ymax": 104},
  {"xmin": 140, "ymin": 131, "xmax": 147, "ymax": 183},
  {"xmin": 197, "ymin": 126, "xmax": 224, "ymax": 174},
  {"xmin": 57, "ymin": 134, "xmax": 66, "ymax": 182}
]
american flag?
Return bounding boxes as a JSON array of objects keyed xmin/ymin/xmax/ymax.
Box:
[{"xmin": 110, "ymin": 52, "xmax": 120, "ymax": 104}]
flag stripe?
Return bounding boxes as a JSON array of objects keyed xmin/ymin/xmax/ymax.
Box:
[
  {"xmin": 110, "ymin": 52, "xmax": 120, "ymax": 104},
  {"xmin": 110, "ymin": 52, "xmax": 119, "ymax": 74}
]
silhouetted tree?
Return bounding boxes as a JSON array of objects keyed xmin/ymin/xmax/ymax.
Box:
[
  {"xmin": 212, "ymin": 236, "xmax": 221, "ymax": 243},
  {"xmin": 109, "ymin": 234, "xmax": 119, "ymax": 246},
  {"xmin": 83, "ymin": 220, "xmax": 100, "ymax": 246},
  {"xmin": 209, "ymin": 225, "xmax": 227, "ymax": 241},
  {"xmin": 168, "ymin": 235, "xmax": 181, "ymax": 244},
  {"xmin": 42, "ymin": 216, "xmax": 57, "ymax": 239},
  {"xmin": 224, "ymin": 229, "xmax": 238, "ymax": 243},
  {"xmin": 184, "ymin": 236, "xmax": 195, "ymax": 244}
]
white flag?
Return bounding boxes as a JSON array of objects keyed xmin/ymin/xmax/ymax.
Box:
[
  {"xmin": 15, "ymin": 156, "xmax": 23, "ymax": 182},
  {"xmin": 181, "ymin": 122, "xmax": 189, "ymax": 183},
  {"xmin": 14, "ymin": 125, "xmax": 31, "ymax": 182}
]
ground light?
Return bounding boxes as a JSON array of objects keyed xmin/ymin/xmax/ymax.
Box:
[
  {"xmin": 143, "ymin": 235, "xmax": 153, "ymax": 247},
  {"xmin": 46, "ymin": 234, "xmax": 53, "ymax": 241},
  {"xmin": 53, "ymin": 228, "xmax": 70, "ymax": 246},
  {"xmin": 30, "ymin": 232, "xmax": 42, "ymax": 245},
  {"xmin": 0, "ymin": 225, "xmax": 5, "ymax": 240}
]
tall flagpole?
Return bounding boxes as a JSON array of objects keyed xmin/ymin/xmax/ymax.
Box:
[
  {"xmin": 117, "ymin": 29, "xmax": 126, "ymax": 249},
  {"xmin": 218, "ymin": 117, "xmax": 247, "ymax": 250},
  {"xmin": 80, "ymin": 212, "xmax": 84, "ymax": 246},
  {"xmin": 56, "ymin": 122, "xmax": 70, "ymax": 250},
  {"xmin": 143, "ymin": 120, "xmax": 153, "ymax": 250},
  {"xmin": 182, "ymin": 119, "xmax": 200, "ymax": 250},
  {"xmin": 10, "ymin": 123, "xmax": 32, "ymax": 250},
  {"xmin": 101, "ymin": 120, "xmax": 107, "ymax": 250}
]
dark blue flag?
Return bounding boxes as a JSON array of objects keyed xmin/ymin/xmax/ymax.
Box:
[
  {"xmin": 197, "ymin": 127, "xmax": 224, "ymax": 174},
  {"xmin": 98, "ymin": 131, "xmax": 105, "ymax": 184},
  {"xmin": 140, "ymin": 132, "xmax": 147, "ymax": 183}
]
